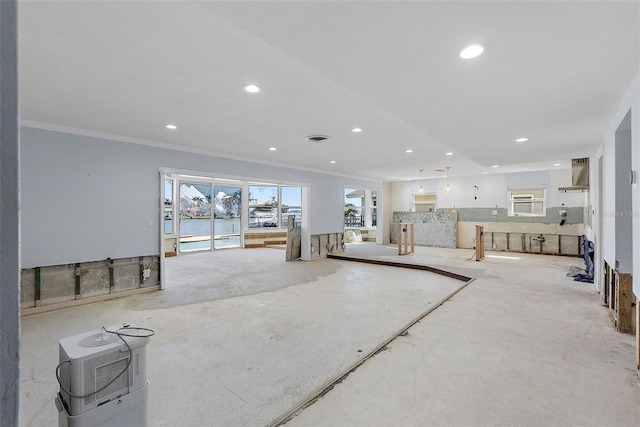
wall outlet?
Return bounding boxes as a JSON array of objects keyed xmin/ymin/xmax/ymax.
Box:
[
  {"xmin": 559, "ymin": 209, "xmax": 567, "ymax": 216},
  {"xmin": 492, "ymin": 243, "xmax": 497, "ymax": 249},
  {"xmin": 492, "ymin": 210, "xmax": 498, "ymax": 215}
]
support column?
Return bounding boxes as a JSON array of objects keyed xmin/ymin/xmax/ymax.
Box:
[
  {"xmin": 0, "ymin": 1, "xmax": 21, "ymax": 425},
  {"xmin": 636, "ymin": 295, "xmax": 639, "ymax": 371}
]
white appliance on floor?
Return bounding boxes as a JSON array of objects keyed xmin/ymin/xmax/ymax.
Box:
[{"xmin": 55, "ymin": 323, "xmax": 153, "ymax": 427}]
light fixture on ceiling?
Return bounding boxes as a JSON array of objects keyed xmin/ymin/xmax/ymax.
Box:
[
  {"xmin": 554, "ymin": 163, "xmax": 561, "ymax": 166},
  {"xmin": 352, "ymin": 127, "xmax": 363, "ymax": 133},
  {"xmin": 269, "ymin": 147, "xmax": 277, "ymax": 151},
  {"xmin": 515, "ymin": 137, "xmax": 529, "ymax": 142},
  {"xmin": 405, "ymin": 149, "xmax": 414, "ymax": 153},
  {"xmin": 330, "ymin": 160, "xmax": 336, "ymax": 164},
  {"xmin": 418, "ymin": 169, "xmax": 424, "ymax": 193},
  {"xmin": 307, "ymin": 135, "xmax": 330, "ymax": 143},
  {"xmin": 482, "ymin": 172, "xmax": 488, "ymax": 175},
  {"xmin": 165, "ymin": 124, "xmax": 177, "ymax": 130},
  {"xmin": 459, "ymin": 44, "xmax": 484, "ymax": 59},
  {"xmin": 445, "ymin": 167, "xmax": 451, "ymax": 192},
  {"xmin": 243, "ymin": 84, "xmax": 261, "ymax": 93},
  {"xmin": 445, "ymin": 152, "xmax": 454, "ymax": 156},
  {"xmin": 492, "ymin": 165, "xmax": 499, "ymax": 168}
]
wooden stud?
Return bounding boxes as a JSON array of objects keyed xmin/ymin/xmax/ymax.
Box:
[
  {"xmin": 108, "ymin": 260, "xmax": 114, "ymax": 292},
  {"xmin": 397, "ymin": 223, "xmax": 414, "ymax": 256},
  {"xmin": 34, "ymin": 267, "xmax": 41, "ymax": 307},
  {"xmin": 410, "ymin": 223, "xmax": 415, "ymax": 253},
  {"xmin": 615, "ymin": 273, "xmax": 633, "ymax": 333},
  {"xmin": 558, "ymin": 235, "xmax": 561, "ymax": 255},
  {"xmin": 74, "ymin": 263, "xmax": 81, "ymax": 299},
  {"xmin": 475, "ymin": 225, "xmax": 484, "ymax": 261}
]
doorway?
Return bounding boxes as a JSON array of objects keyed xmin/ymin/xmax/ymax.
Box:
[
  {"xmin": 213, "ymin": 185, "xmax": 242, "ymax": 249},
  {"xmin": 179, "ymin": 182, "xmax": 213, "ymax": 253}
]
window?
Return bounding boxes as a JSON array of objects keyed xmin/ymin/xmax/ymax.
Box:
[
  {"xmin": 249, "ymin": 185, "xmax": 279, "ymax": 228},
  {"xmin": 509, "ymin": 188, "xmax": 546, "ymax": 216},
  {"xmin": 413, "ymin": 193, "xmax": 436, "ymax": 212},
  {"xmin": 371, "ymin": 191, "xmax": 377, "ymax": 227},
  {"xmin": 249, "ymin": 184, "xmax": 303, "ymax": 229},
  {"xmin": 281, "ymin": 186, "xmax": 302, "ymax": 228},
  {"xmin": 164, "ymin": 179, "xmax": 174, "ymax": 234},
  {"xmin": 344, "ymin": 187, "xmax": 378, "ymax": 228},
  {"xmin": 344, "ymin": 188, "xmax": 364, "ymax": 227}
]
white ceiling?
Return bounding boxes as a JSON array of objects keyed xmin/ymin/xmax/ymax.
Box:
[{"xmin": 18, "ymin": 1, "xmax": 639, "ymax": 182}]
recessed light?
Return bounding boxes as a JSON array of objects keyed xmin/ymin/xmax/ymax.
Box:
[
  {"xmin": 352, "ymin": 127, "xmax": 363, "ymax": 133},
  {"xmin": 492, "ymin": 165, "xmax": 499, "ymax": 168},
  {"xmin": 482, "ymin": 172, "xmax": 488, "ymax": 174},
  {"xmin": 269, "ymin": 147, "xmax": 277, "ymax": 151},
  {"xmin": 405, "ymin": 149, "xmax": 414, "ymax": 153},
  {"xmin": 165, "ymin": 124, "xmax": 177, "ymax": 130},
  {"xmin": 445, "ymin": 152, "xmax": 454, "ymax": 156},
  {"xmin": 554, "ymin": 163, "xmax": 561, "ymax": 166},
  {"xmin": 243, "ymin": 84, "xmax": 261, "ymax": 93},
  {"xmin": 515, "ymin": 137, "xmax": 529, "ymax": 142},
  {"xmin": 459, "ymin": 44, "xmax": 485, "ymax": 59},
  {"xmin": 330, "ymin": 160, "xmax": 336, "ymax": 164}
]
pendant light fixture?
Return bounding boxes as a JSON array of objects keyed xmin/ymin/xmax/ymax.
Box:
[
  {"xmin": 418, "ymin": 169, "xmax": 424, "ymax": 193},
  {"xmin": 445, "ymin": 166, "xmax": 451, "ymax": 192}
]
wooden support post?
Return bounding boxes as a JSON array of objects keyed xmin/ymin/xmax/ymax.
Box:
[
  {"xmin": 603, "ymin": 262, "xmax": 610, "ymax": 306},
  {"xmin": 397, "ymin": 223, "xmax": 414, "ymax": 256},
  {"xmin": 410, "ymin": 223, "xmax": 415, "ymax": 253},
  {"xmin": 615, "ymin": 273, "xmax": 633, "ymax": 333},
  {"xmin": 475, "ymin": 225, "xmax": 484, "ymax": 261}
]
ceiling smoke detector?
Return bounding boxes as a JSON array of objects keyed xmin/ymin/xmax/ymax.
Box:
[{"xmin": 306, "ymin": 135, "xmax": 330, "ymax": 143}]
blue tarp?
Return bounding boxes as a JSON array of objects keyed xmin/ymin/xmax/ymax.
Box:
[{"xmin": 566, "ymin": 235, "xmax": 594, "ymax": 283}]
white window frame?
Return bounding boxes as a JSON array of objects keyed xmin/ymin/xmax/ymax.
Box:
[
  {"xmin": 248, "ymin": 184, "xmax": 303, "ymax": 230},
  {"xmin": 508, "ymin": 187, "xmax": 546, "ymax": 217},
  {"xmin": 413, "ymin": 192, "xmax": 436, "ymax": 212},
  {"xmin": 344, "ymin": 187, "xmax": 378, "ymax": 229}
]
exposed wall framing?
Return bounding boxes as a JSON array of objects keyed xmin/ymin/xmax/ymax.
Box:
[{"xmin": 20, "ymin": 255, "xmax": 160, "ymax": 315}]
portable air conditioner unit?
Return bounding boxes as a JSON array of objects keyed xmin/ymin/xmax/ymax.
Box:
[{"xmin": 55, "ymin": 323, "xmax": 152, "ymax": 427}]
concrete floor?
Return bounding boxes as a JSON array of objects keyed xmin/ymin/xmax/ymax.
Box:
[{"xmin": 19, "ymin": 245, "xmax": 640, "ymax": 426}]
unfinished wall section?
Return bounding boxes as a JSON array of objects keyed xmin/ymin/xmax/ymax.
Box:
[
  {"xmin": 310, "ymin": 232, "xmax": 344, "ymax": 260},
  {"xmin": 20, "ymin": 255, "xmax": 160, "ymax": 315},
  {"xmin": 448, "ymin": 207, "xmax": 585, "ymax": 256},
  {"xmin": 390, "ymin": 211, "xmax": 457, "ymax": 248}
]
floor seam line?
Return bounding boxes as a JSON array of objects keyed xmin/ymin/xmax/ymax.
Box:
[{"xmin": 266, "ymin": 276, "xmax": 476, "ymax": 427}]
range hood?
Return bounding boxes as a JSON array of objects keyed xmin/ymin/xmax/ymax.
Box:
[{"xmin": 559, "ymin": 158, "xmax": 589, "ymax": 192}]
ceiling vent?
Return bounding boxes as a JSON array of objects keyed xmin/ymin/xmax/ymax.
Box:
[
  {"xmin": 559, "ymin": 158, "xmax": 589, "ymax": 192},
  {"xmin": 306, "ymin": 135, "xmax": 330, "ymax": 143}
]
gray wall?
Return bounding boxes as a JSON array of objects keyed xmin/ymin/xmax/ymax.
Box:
[
  {"xmin": 615, "ymin": 111, "xmax": 633, "ymax": 273},
  {"xmin": 21, "ymin": 127, "xmax": 381, "ymax": 268}
]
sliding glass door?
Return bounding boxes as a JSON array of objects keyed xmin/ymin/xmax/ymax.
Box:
[
  {"xmin": 213, "ymin": 186, "xmax": 241, "ymax": 249},
  {"xmin": 178, "ymin": 182, "xmax": 212, "ymax": 253}
]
